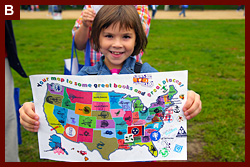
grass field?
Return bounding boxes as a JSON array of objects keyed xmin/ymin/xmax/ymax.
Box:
[{"xmin": 12, "ymin": 19, "xmax": 245, "ymax": 162}]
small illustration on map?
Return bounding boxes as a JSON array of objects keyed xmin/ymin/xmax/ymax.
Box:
[{"xmin": 45, "ymin": 134, "xmax": 68, "ymax": 155}]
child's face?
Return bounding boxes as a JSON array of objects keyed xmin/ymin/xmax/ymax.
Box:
[{"xmin": 99, "ymin": 23, "xmax": 136, "ymax": 70}]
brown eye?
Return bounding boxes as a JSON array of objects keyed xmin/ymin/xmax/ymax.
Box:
[
  {"xmin": 123, "ymin": 35, "xmax": 131, "ymax": 39},
  {"xmin": 105, "ymin": 35, "xmax": 113, "ymax": 38}
]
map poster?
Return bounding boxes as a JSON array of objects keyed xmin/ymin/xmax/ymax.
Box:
[{"xmin": 30, "ymin": 70, "xmax": 188, "ymax": 162}]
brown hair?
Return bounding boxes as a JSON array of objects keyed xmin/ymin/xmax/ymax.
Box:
[{"xmin": 90, "ymin": 5, "xmax": 147, "ymax": 56}]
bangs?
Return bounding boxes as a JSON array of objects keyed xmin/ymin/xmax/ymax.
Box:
[{"xmin": 101, "ymin": 7, "xmax": 135, "ymax": 31}]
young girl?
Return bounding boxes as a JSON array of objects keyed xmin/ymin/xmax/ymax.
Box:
[
  {"xmin": 72, "ymin": 5, "xmax": 151, "ymax": 66},
  {"xmin": 20, "ymin": 5, "xmax": 202, "ymax": 132}
]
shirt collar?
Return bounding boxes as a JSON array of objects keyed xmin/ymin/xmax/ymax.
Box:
[{"xmin": 85, "ymin": 56, "xmax": 136, "ymax": 75}]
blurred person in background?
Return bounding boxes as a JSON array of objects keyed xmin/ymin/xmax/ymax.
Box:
[
  {"xmin": 236, "ymin": 5, "xmax": 244, "ymax": 12},
  {"xmin": 179, "ymin": 5, "xmax": 189, "ymax": 17},
  {"xmin": 150, "ymin": 5, "xmax": 159, "ymax": 19}
]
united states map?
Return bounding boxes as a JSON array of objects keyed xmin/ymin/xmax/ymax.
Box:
[{"xmin": 43, "ymin": 82, "xmax": 183, "ymax": 160}]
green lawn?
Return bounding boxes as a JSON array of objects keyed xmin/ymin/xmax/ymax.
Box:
[{"xmin": 12, "ymin": 19, "xmax": 245, "ymax": 162}]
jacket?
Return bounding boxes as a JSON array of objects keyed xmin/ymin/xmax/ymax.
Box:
[
  {"xmin": 77, "ymin": 56, "xmax": 158, "ymax": 76},
  {"xmin": 5, "ymin": 20, "xmax": 27, "ymax": 78}
]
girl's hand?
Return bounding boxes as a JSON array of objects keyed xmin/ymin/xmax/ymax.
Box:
[
  {"xmin": 183, "ymin": 90, "xmax": 202, "ymax": 120},
  {"xmin": 19, "ymin": 102, "xmax": 40, "ymax": 132}
]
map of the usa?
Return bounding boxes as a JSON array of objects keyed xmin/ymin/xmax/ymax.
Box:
[
  {"xmin": 43, "ymin": 83, "xmax": 183, "ymax": 160},
  {"xmin": 31, "ymin": 72, "xmax": 187, "ymax": 161}
]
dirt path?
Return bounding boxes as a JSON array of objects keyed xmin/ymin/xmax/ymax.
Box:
[{"xmin": 20, "ymin": 10, "xmax": 245, "ymax": 20}]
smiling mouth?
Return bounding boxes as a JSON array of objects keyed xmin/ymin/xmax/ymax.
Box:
[{"xmin": 110, "ymin": 51, "xmax": 124, "ymax": 55}]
